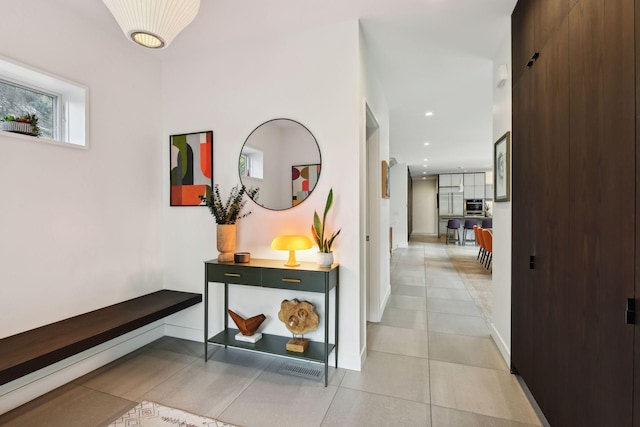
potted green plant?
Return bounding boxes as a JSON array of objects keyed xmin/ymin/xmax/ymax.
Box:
[
  {"xmin": 1, "ymin": 114, "xmax": 41, "ymax": 137},
  {"xmin": 311, "ymin": 188, "xmax": 341, "ymax": 267},
  {"xmin": 199, "ymin": 184, "xmax": 259, "ymax": 263}
]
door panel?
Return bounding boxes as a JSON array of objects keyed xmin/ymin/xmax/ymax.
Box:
[
  {"xmin": 511, "ymin": 0, "xmax": 535, "ymax": 84},
  {"xmin": 534, "ymin": 0, "xmax": 569, "ymax": 52},
  {"xmin": 568, "ymin": 0, "xmax": 635, "ymax": 424},
  {"xmin": 636, "ymin": 0, "xmax": 640, "ymax": 423},
  {"xmin": 511, "ymin": 68, "xmax": 534, "ymax": 384},
  {"xmin": 529, "ymin": 20, "xmax": 571, "ymax": 426}
]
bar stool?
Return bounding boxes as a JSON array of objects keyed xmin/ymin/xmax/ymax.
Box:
[
  {"xmin": 481, "ymin": 218, "xmax": 493, "ymax": 229},
  {"xmin": 462, "ymin": 219, "xmax": 478, "ymax": 245},
  {"xmin": 481, "ymin": 228, "xmax": 493, "ymax": 270},
  {"xmin": 475, "ymin": 226, "xmax": 485, "ymax": 261},
  {"xmin": 445, "ymin": 219, "xmax": 461, "ymax": 244}
]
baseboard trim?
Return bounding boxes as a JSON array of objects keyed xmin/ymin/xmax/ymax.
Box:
[
  {"xmin": 489, "ymin": 322, "xmax": 510, "ymax": 367},
  {"xmin": 359, "ymin": 344, "xmax": 367, "ymax": 371},
  {"xmin": 380, "ymin": 285, "xmax": 391, "ymax": 314},
  {"xmin": 0, "ymin": 322, "xmax": 164, "ymax": 415},
  {"xmin": 163, "ymin": 323, "xmax": 203, "ymax": 343}
]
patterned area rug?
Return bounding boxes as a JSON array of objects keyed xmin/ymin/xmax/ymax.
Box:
[{"xmin": 108, "ymin": 401, "xmax": 237, "ymax": 427}]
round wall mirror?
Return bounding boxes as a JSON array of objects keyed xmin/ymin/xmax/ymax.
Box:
[{"xmin": 239, "ymin": 119, "xmax": 321, "ymax": 210}]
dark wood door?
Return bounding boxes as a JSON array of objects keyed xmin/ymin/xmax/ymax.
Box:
[
  {"xmin": 510, "ymin": 68, "xmax": 535, "ymax": 384},
  {"xmin": 635, "ymin": 0, "xmax": 640, "ymax": 424},
  {"xmin": 512, "ymin": 0, "xmax": 569, "ymax": 85},
  {"xmin": 511, "ymin": 0, "xmax": 535, "ymax": 84},
  {"xmin": 568, "ymin": 0, "xmax": 635, "ymax": 424},
  {"xmin": 528, "ymin": 20, "xmax": 572, "ymax": 426},
  {"xmin": 512, "ymin": 20, "xmax": 572, "ymax": 425},
  {"xmin": 534, "ymin": 0, "xmax": 569, "ymax": 52},
  {"xmin": 512, "ymin": 0, "xmax": 637, "ymax": 424}
]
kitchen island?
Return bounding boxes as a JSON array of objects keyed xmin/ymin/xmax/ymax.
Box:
[{"xmin": 438, "ymin": 215, "xmax": 492, "ymax": 243}]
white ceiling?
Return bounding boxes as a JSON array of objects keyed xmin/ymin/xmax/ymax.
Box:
[
  {"xmin": 82, "ymin": 0, "xmax": 517, "ymax": 177},
  {"xmin": 359, "ymin": 1, "xmax": 516, "ymax": 177}
]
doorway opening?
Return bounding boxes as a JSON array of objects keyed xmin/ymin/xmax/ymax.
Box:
[{"xmin": 365, "ymin": 104, "xmax": 382, "ymax": 323}]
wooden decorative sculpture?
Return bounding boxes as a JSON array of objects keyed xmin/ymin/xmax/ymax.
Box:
[
  {"xmin": 228, "ymin": 309, "xmax": 266, "ymax": 343},
  {"xmin": 278, "ymin": 298, "xmax": 319, "ymax": 352}
]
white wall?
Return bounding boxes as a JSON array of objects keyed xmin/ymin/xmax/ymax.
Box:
[
  {"xmin": 390, "ymin": 163, "xmax": 408, "ymax": 248},
  {"xmin": 412, "ymin": 178, "xmax": 438, "ymax": 235},
  {"xmin": 160, "ymin": 11, "xmax": 364, "ymax": 370},
  {"xmin": 0, "ymin": 0, "xmax": 163, "ymax": 411},
  {"xmin": 491, "ymin": 29, "xmax": 512, "ymax": 365},
  {"xmin": 359, "ymin": 24, "xmax": 391, "ymax": 340},
  {"xmin": 0, "ymin": 1, "xmax": 388, "ymax": 412}
]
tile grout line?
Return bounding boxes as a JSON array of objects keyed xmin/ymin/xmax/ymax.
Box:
[{"xmin": 422, "ymin": 242, "xmax": 435, "ymax": 427}]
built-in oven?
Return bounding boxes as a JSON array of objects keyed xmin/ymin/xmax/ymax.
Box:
[{"xmin": 465, "ymin": 199, "xmax": 484, "ymax": 216}]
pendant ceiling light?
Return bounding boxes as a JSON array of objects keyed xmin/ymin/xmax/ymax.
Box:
[{"xmin": 102, "ymin": 0, "xmax": 200, "ymax": 49}]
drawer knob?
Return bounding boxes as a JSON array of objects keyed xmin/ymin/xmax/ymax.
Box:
[
  {"xmin": 282, "ymin": 278, "xmax": 301, "ymax": 283},
  {"xmin": 224, "ymin": 273, "xmax": 241, "ymax": 278}
]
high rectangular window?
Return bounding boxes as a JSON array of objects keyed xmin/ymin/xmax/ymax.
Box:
[
  {"xmin": 0, "ymin": 79, "xmax": 58, "ymax": 140},
  {"xmin": 0, "ymin": 55, "xmax": 87, "ymax": 147}
]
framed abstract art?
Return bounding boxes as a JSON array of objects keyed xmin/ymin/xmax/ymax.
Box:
[
  {"xmin": 170, "ymin": 131, "xmax": 213, "ymax": 206},
  {"xmin": 494, "ymin": 131, "xmax": 510, "ymax": 202},
  {"xmin": 292, "ymin": 164, "xmax": 321, "ymax": 206}
]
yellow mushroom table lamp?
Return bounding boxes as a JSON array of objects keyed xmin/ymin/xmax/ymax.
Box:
[{"xmin": 271, "ymin": 235, "xmax": 313, "ymax": 267}]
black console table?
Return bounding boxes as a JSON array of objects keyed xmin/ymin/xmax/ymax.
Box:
[{"xmin": 204, "ymin": 258, "xmax": 339, "ymax": 386}]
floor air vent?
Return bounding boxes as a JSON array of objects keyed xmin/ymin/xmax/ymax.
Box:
[{"xmin": 278, "ymin": 362, "xmax": 324, "ymax": 381}]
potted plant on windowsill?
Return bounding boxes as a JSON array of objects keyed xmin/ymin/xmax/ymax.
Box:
[
  {"xmin": 1, "ymin": 114, "xmax": 41, "ymax": 137},
  {"xmin": 311, "ymin": 188, "xmax": 341, "ymax": 267},
  {"xmin": 199, "ymin": 184, "xmax": 259, "ymax": 263}
]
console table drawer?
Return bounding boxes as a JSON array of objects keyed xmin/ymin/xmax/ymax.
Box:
[
  {"xmin": 206, "ymin": 264, "xmax": 261, "ymax": 286},
  {"xmin": 262, "ymin": 269, "xmax": 324, "ymax": 293}
]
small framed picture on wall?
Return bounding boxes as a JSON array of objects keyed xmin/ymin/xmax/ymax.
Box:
[
  {"xmin": 494, "ymin": 131, "xmax": 510, "ymax": 202},
  {"xmin": 169, "ymin": 130, "xmax": 213, "ymax": 206},
  {"xmin": 382, "ymin": 160, "xmax": 390, "ymax": 199}
]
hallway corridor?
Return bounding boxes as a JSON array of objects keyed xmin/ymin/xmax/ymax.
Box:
[
  {"xmin": 0, "ymin": 239, "xmax": 543, "ymax": 426},
  {"xmin": 364, "ymin": 238, "xmax": 542, "ymax": 425}
]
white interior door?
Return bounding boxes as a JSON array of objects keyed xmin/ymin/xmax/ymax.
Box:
[{"xmin": 366, "ymin": 105, "xmax": 381, "ymax": 322}]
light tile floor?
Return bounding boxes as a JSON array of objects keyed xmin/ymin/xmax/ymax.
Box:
[{"xmin": 0, "ymin": 238, "xmax": 543, "ymax": 427}]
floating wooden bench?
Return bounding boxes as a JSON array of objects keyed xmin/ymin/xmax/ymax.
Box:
[{"xmin": 0, "ymin": 290, "xmax": 202, "ymax": 386}]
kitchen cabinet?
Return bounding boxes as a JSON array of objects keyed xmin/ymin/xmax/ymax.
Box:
[
  {"xmin": 439, "ymin": 173, "xmax": 463, "ymax": 189},
  {"xmin": 442, "ymin": 173, "xmax": 484, "ymax": 197},
  {"xmin": 511, "ymin": 0, "xmax": 636, "ymax": 425},
  {"xmin": 439, "ymin": 174, "xmax": 452, "ymax": 186},
  {"xmin": 439, "ymin": 172, "xmax": 485, "ymax": 222},
  {"xmin": 442, "ymin": 172, "xmax": 484, "ymax": 199}
]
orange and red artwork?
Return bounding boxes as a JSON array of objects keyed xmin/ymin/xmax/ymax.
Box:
[
  {"xmin": 170, "ymin": 131, "xmax": 213, "ymax": 206},
  {"xmin": 292, "ymin": 164, "xmax": 320, "ymax": 206}
]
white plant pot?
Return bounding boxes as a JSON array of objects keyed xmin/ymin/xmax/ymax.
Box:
[{"xmin": 317, "ymin": 252, "xmax": 334, "ymax": 268}]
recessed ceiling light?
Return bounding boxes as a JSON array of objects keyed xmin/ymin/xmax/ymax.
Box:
[
  {"xmin": 423, "ymin": 158, "xmax": 428, "ymax": 161},
  {"xmin": 424, "ymin": 142, "xmax": 430, "ymax": 146},
  {"xmin": 423, "ymin": 171, "xmax": 427, "ymax": 174},
  {"xmin": 423, "ymin": 165, "xmax": 427, "ymax": 168},
  {"xmin": 425, "ymin": 111, "xmax": 434, "ymax": 117}
]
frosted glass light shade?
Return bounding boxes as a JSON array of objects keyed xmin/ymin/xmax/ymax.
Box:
[{"xmin": 102, "ymin": 0, "xmax": 200, "ymax": 49}]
